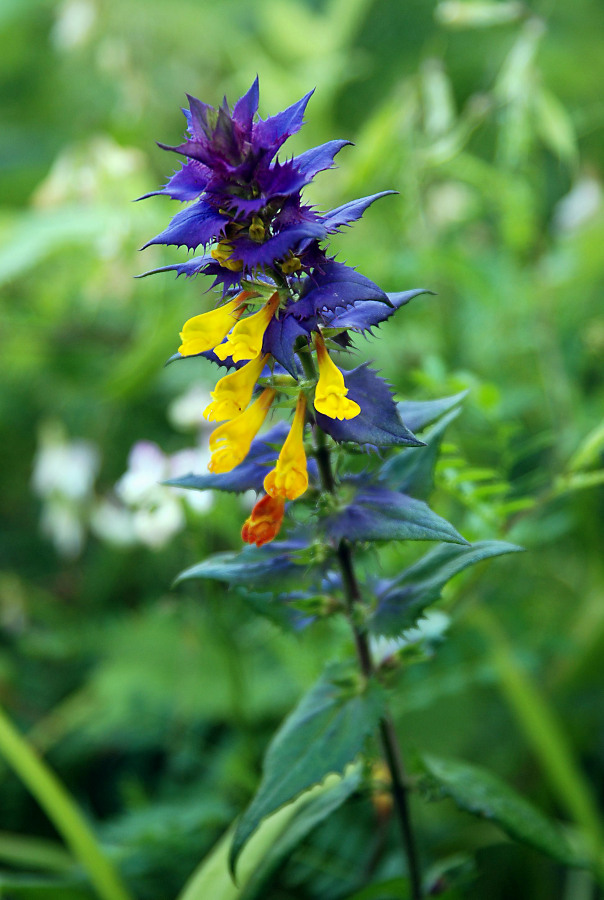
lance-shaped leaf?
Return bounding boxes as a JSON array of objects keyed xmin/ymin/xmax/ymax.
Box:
[
  {"xmin": 241, "ymin": 767, "xmax": 362, "ymax": 899},
  {"xmin": 232, "ymin": 75, "xmax": 260, "ymax": 131},
  {"xmin": 323, "ymin": 484, "xmax": 468, "ymax": 545},
  {"xmin": 379, "ymin": 409, "xmax": 461, "ymax": 499},
  {"xmin": 142, "ymin": 200, "xmax": 227, "ymax": 251},
  {"xmin": 291, "ymin": 139, "xmax": 352, "ymax": 180},
  {"xmin": 175, "ymin": 540, "xmax": 308, "ymax": 590},
  {"xmin": 321, "ymin": 191, "xmax": 397, "ymax": 232},
  {"xmin": 369, "ymin": 541, "xmax": 522, "ymax": 637},
  {"xmin": 397, "ymin": 391, "xmax": 468, "ymax": 433},
  {"xmin": 138, "ymin": 159, "xmax": 211, "ymax": 201},
  {"xmin": 254, "ymin": 89, "xmax": 315, "ymax": 154},
  {"xmin": 325, "ymin": 288, "xmax": 430, "ymax": 333},
  {"xmin": 230, "ymin": 664, "xmax": 385, "ymax": 874},
  {"xmin": 300, "ymin": 260, "xmax": 389, "ymax": 315},
  {"xmin": 421, "ymin": 755, "xmax": 578, "ymax": 866},
  {"xmin": 316, "ymin": 365, "xmax": 424, "ymax": 448}
]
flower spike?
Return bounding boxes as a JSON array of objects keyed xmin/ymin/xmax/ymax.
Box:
[
  {"xmin": 208, "ymin": 387, "xmax": 276, "ymax": 474},
  {"xmin": 313, "ymin": 332, "xmax": 361, "ymax": 420},
  {"xmin": 178, "ymin": 291, "xmax": 252, "ymax": 356},
  {"xmin": 214, "ymin": 293, "xmax": 280, "ymax": 362},
  {"xmin": 264, "ymin": 393, "xmax": 309, "ymax": 500},
  {"xmin": 204, "ymin": 354, "xmax": 269, "ymax": 423},
  {"xmin": 241, "ymin": 493, "xmax": 286, "ymax": 547}
]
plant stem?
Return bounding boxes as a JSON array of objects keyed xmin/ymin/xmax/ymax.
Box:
[
  {"xmin": 298, "ymin": 344, "xmax": 422, "ymax": 898},
  {"xmin": 337, "ymin": 543, "xmax": 423, "ymax": 900}
]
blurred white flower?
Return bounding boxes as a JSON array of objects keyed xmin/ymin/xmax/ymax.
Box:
[
  {"xmin": 52, "ymin": 0, "xmax": 97, "ymax": 51},
  {"xmin": 31, "ymin": 421, "xmax": 100, "ymax": 558},
  {"xmin": 32, "ymin": 421, "xmax": 100, "ymax": 502},
  {"xmin": 104, "ymin": 440, "xmax": 214, "ymax": 549},
  {"xmin": 89, "ymin": 499, "xmax": 138, "ymax": 548},
  {"xmin": 553, "ymin": 175, "xmax": 602, "ymax": 233},
  {"xmin": 167, "ymin": 383, "xmax": 214, "ymax": 432}
]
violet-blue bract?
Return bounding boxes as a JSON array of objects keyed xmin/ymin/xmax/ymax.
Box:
[{"xmin": 140, "ymin": 77, "xmax": 428, "ymax": 544}]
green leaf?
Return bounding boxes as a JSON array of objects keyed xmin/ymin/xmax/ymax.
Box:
[
  {"xmin": 369, "ymin": 541, "xmax": 522, "ymax": 637},
  {"xmin": 421, "ymin": 754, "xmax": 578, "ymax": 865},
  {"xmin": 535, "ymin": 88, "xmax": 578, "ymax": 166},
  {"xmin": 568, "ymin": 419, "xmax": 604, "ymax": 472},
  {"xmin": 0, "ymin": 875, "xmax": 91, "ymax": 899},
  {"xmin": 324, "ymin": 487, "xmax": 468, "ymax": 546},
  {"xmin": 230, "ymin": 665, "xmax": 385, "ymax": 874},
  {"xmin": 177, "ymin": 779, "xmax": 338, "ymax": 900},
  {"xmin": 397, "ymin": 392, "xmax": 467, "ymax": 434},
  {"xmin": 0, "ymin": 832, "xmax": 73, "ymax": 873},
  {"xmin": 343, "ymin": 878, "xmax": 410, "ymax": 899},
  {"xmin": 240, "ymin": 767, "xmax": 362, "ymax": 900},
  {"xmin": 380, "ymin": 409, "xmax": 460, "ymax": 499},
  {"xmin": 435, "ymin": 1, "xmax": 526, "ymax": 29},
  {"xmin": 175, "ymin": 542, "xmax": 309, "ymax": 591}
]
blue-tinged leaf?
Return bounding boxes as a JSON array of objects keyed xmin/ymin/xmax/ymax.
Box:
[
  {"xmin": 232, "ymin": 76, "xmax": 260, "ymax": 132},
  {"xmin": 263, "ymin": 313, "xmax": 311, "ymax": 376},
  {"xmin": 230, "ymin": 664, "xmax": 385, "ymax": 874},
  {"xmin": 291, "ymin": 140, "xmax": 352, "ymax": 180},
  {"xmin": 136, "ymin": 254, "xmax": 214, "ymax": 279},
  {"xmin": 254, "ymin": 90, "xmax": 315, "ymax": 153},
  {"xmin": 321, "ymin": 191, "xmax": 397, "ymax": 232},
  {"xmin": 235, "ymin": 222, "xmax": 326, "ymax": 270},
  {"xmin": 421, "ymin": 755, "xmax": 578, "ymax": 866},
  {"xmin": 175, "ymin": 540, "xmax": 308, "ymax": 589},
  {"xmin": 323, "ymin": 485, "xmax": 468, "ymax": 545},
  {"xmin": 326, "ymin": 288, "xmax": 430, "ymax": 332},
  {"xmin": 301, "ymin": 260, "xmax": 389, "ymax": 315},
  {"xmin": 316, "ymin": 365, "xmax": 424, "ymax": 448},
  {"xmin": 138, "ymin": 160, "xmax": 210, "ymax": 201},
  {"xmin": 370, "ymin": 541, "xmax": 522, "ymax": 637},
  {"xmin": 397, "ymin": 392, "xmax": 468, "ymax": 433},
  {"xmin": 167, "ymin": 423, "xmax": 290, "ymax": 493},
  {"xmin": 379, "ymin": 409, "xmax": 461, "ymax": 499},
  {"xmin": 142, "ymin": 200, "xmax": 227, "ymax": 251}
]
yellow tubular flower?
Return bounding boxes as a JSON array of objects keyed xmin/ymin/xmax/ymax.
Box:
[
  {"xmin": 313, "ymin": 332, "xmax": 361, "ymax": 420},
  {"xmin": 178, "ymin": 291, "xmax": 252, "ymax": 356},
  {"xmin": 208, "ymin": 388, "xmax": 276, "ymax": 474},
  {"xmin": 264, "ymin": 393, "xmax": 308, "ymax": 500},
  {"xmin": 204, "ymin": 354, "xmax": 269, "ymax": 423},
  {"xmin": 214, "ymin": 292, "xmax": 280, "ymax": 363}
]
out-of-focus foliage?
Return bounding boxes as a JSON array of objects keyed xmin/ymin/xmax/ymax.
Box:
[{"xmin": 2, "ymin": 0, "xmax": 604, "ymax": 897}]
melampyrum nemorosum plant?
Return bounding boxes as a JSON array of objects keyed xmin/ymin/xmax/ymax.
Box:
[{"xmin": 139, "ymin": 79, "xmax": 530, "ymax": 899}]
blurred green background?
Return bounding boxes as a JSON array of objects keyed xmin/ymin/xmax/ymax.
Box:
[{"xmin": 2, "ymin": 0, "xmax": 604, "ymax": 897}]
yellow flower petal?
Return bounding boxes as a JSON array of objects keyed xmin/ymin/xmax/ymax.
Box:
[
  {"xmin": 178, "ymin": 291, "xmax": 252, "ymax": 356},
  {"xmin": 214, "ymin": 292, "xmax": 280, "ymax": 362},
  {"xmin": 313, "ymin": 332, "xmax": 361, "ymax": 420},
  {"xmin": 204, "ymin": 354, "xmax": 269, "ymax": 423},
  {"xmin": 208, "ymin": 388, "xmax": 276, "ymax": 474},
  {"xmin": 264, "ymin": 393, "xmax": 308, "ymax": 500}
]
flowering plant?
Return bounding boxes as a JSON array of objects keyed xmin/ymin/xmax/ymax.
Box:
[{"xmin": 138, "ymin": 79, "xmax": 548, "ymax": 898}]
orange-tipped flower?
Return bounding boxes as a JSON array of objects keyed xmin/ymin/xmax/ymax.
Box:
[
  {"xmin": 241, "ymin": 493, "xmax": 286, "ymax": 546},
  {"xmin": 208, "ymin": 387, "xmax": 276, "ymax": 474},
  {"xmin": 204, "ymin": 354, "xmax": 269, "ymax": 423},
  {"xmin": 178, "ymin": 292, "xmax": 253, "ymax": 356},
  {"xmin": 264, "ymin": 393, "xmax": 308, "ymax": 500},
  {"xmin": 214, "ymin": 292, "xmax": 280, "ymax": 362},
  {"xmin": 313, "ymin": 332, "xmax": 361, "ymax": 420}
]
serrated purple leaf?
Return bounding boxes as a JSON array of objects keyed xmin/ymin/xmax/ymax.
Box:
[
  {"xmin": 316, "ymin": 365, "xmax": 424, "ymax": 448},
  {"xmin": 321, "ymin": 191, "xmax": 397, "ymax": 232},
  {"xmin": 142, "ymin": 200, "xmax": 227, "ymax": 251}
]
